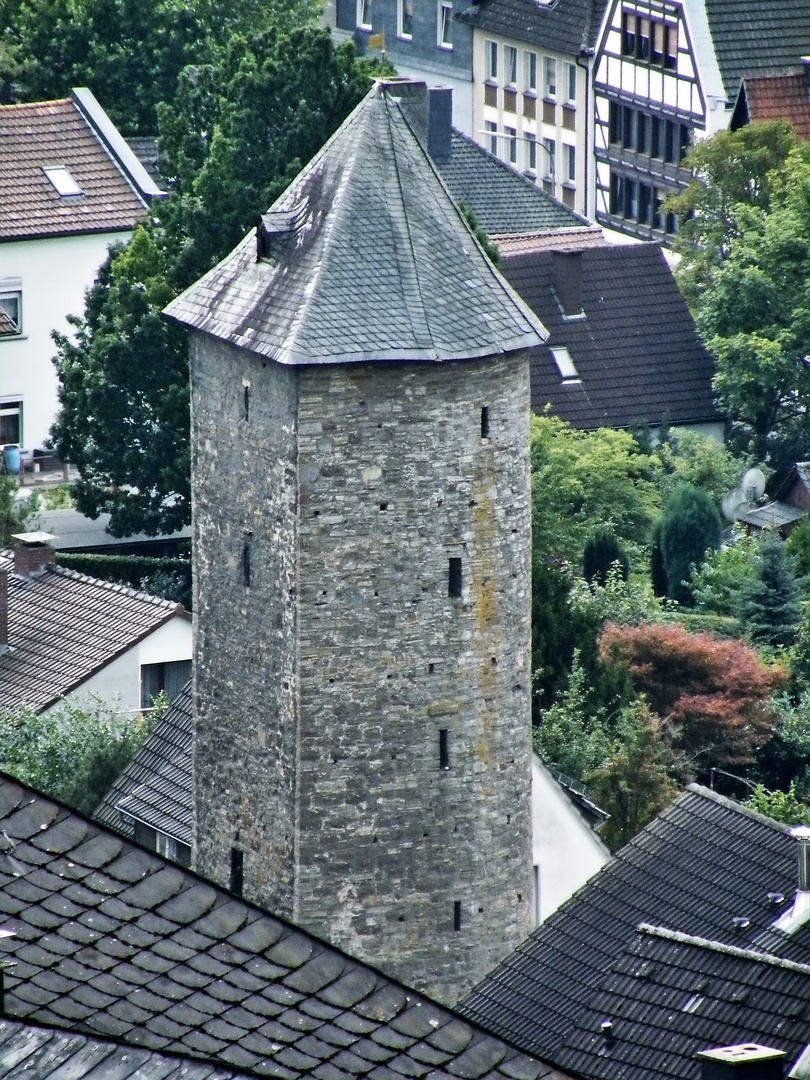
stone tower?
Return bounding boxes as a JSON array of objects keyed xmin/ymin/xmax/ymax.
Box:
[{"xmin": 165, "ymin": 81, "xmax": 545, "ymax": 1004}]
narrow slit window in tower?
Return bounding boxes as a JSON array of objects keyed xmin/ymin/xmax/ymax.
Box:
[
  {"xmin": 230, "ymin": 848, "xmax": 244, "ymax": 896},
  {"xmin": 481, "ymin": 406, "xmax": 490, "ymax": 438},
  {"xmin": 244, "ymin": 385, "xmax": 250, "ymax": 421},
  {"xmin": 448, "ymin": 557, "xmax": 462, "ymax": 597},
  {"xmin": 440, "ymin": 729, "xmax": 449, "ymax": 770},
  {"xmin": 454, "ymin": 901, "xmax": 462, "ymax": 931},
  {"xmin": 243, "ymin": 542, "xmax": 251, "ymax": 587}
]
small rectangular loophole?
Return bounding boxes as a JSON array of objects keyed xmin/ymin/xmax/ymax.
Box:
[
  {"xmin": 440, "ymin": 729, "xmax": 449, "ymax": 770},
  {"xmin": 244, "ymin": 385, "xmax": 250, "ymax": 421},
  {"xmin": 448, "ymin": 557, "xmax": 462, "ymax": 598},
  {"xmin": 243, "ymin": 542, "xmax": 251, "ymax": 587},
  {"xmin": 230, "ymin": 848, "xmax": 244, "ymax": 896},
  {"xmin": 481, "ymin": 405, "xmax": 490, "ymax": 438},
  {"xmin": 454, "ymin": 901, "xmax": 462, "ymax": 932}
]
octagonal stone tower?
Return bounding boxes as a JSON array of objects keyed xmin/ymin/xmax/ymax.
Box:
[{"xmin": 165, "ymin": 81, "xmax": 545, "ymax": 1004}]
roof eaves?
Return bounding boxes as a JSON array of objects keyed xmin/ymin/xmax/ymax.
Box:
[{"xmin": 637, "ymin": 923, "xmax": 810, "ymax": 975}]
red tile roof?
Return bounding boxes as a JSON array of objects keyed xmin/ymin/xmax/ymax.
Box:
[
  {"xmin": 0, "ymin": 98, "xmax": 147, "ymax": 241},
  {"xmin": 0, "ymin": 553, "xmax": 189, "ymax": 712},
  {"xmin": 742, "ymin": 71, "xmax": 810, "ymax": 139}
]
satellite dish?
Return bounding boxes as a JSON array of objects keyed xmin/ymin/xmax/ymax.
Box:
[
  {"xmin": 722, "ymin": 489, "xmax": 748, "ymax": 523},
  {"xmin": 742, "ymin": 467, "xmax": 766, "ymax": 503}
]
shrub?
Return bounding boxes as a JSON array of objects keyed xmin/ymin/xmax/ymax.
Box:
[
  {"xmin": 657, "ymin": 482, "xmax": 722, "ymax": 606},
  {"xmin": 583, "ymin": 530, "xmax": 629, "ymax": 586},
  {"xmin": 738, "ymin": 534, "xmax": 800, "ymax": 648}
]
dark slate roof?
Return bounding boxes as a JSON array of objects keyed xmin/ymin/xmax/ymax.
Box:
[
  {"xmin": 455, "ymin": 0, "xmax": 605, "ymax": 55},
  {"xmin": 703, "ymin": 1, "xmax": 810, "ymax": 103},
  {"xmin": 735, "ymin": 72, "xmax": 810, "ymax": 140},
  {"xmin": 0, "ymin": 553, "xmax": 189, "ymax": 712},
  {"xmin": 0, "ymin": 95, "xmax": 147, "ymax": 242},
  {"xmin": 0, "ymin": 771, "xmax": 567, "ymax": 1080},
  {"xmin": 435, "ymin": 130, "xmax": 585, "ymax": 237},
  {"xmin": 95, "ymin": 682, "xmax": 192, "ymax": 844},
  {"xmin": 164, "ymin": 82, "xmax": 546, "ymax": 365},
  {"xmin": 555, "ymin": 925, "xmax": 810, "ymax": 1080},
  {"xmin": 0, "ymin": 1017, "xmax": 254, "ymax": 1080},
  {"xmin": 737, "ymin": 501, "xmax": 806, "ymax": 531},
  {"xmin": 459, "ymin": 785, "xmax": 810, "ymax": 1062},
  {"xmin": 499, "ymin": 243, "xmax": 720, "ymax": 428}
]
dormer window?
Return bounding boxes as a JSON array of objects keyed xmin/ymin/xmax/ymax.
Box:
[
  {"xmin": 43, "ymin": 166, "xmax": 83, "ymax": 197},
  {"xmin": 550, "ymin": 345, "xmax": 580, "ymax": 383}
]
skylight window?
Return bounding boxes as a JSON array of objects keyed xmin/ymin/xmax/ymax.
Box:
[
  {"xmin": 43, "ymin": 166, "xmax": 83, "ymax": 197},
  {"xmin": 550, "ymin": 345, "xmax": 580, "ymax": 382}
]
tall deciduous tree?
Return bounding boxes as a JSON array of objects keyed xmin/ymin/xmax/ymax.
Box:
[
  {"xmin": 600, "ymin": 621, "xmax": 785, "ymax": 777},
  {"xmin": 51, "ymin": 28, "xmax": 372, "ymax": 536}
]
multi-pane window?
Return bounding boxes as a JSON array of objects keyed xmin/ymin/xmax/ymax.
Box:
[
  {"xmin": 438, "ymin": 1, "xmax": 452, "ymax": 48},
  {"xmin": 140, "ymin": 659, "xmax": 192, "ymax": 710},
  {"xmin": 609, "ymin": 172, "xmax": 678, "ymax": 233},
  {"xmin": 565, "ymin": 62, "xmax": 577, "ymax": 103},
  {"xmin": 485, "ymin": 39, "xmax": 498, "ymax": 80},
  {"xmin": 622, "ymin": 10, "xmax": 677, "ymax": 69},
  {"xmin": 485, "ymin": 120, "xmax": 498, "ymax": 155},
  {"xmin": 609, "ymin": 102, "xmax": 690, "ymax": 164},
  {"xmin": 504, "ymin": 45, "xmax": 518, "ymax": 86},
  {"xmin": 0, "ymin": 290, "xmax": 21, "ymax": 336},
  {"xmin": 505, "ymin": 125, "xmax": 517, "ymax": 164},
  {"xmin": 525, "ymin": 133, "xmax": 537, "ymax": 173},
  {"xmin": 544, "ymin": 56, "xmax": 557, "ymax": 98},
  {"xmin": 399, "ymin": 0, "xmax": 413, "ymax": 37},
  {"xmin": 524, "ymin": 50, "xmax": 537, "ymax": 93},
  {"xmin": 358, "ymin": 0, "xmax": 372, "ymax": 28},
  {"xmin": 543, "ymin": 137, "xmax": 556, "ymax": 179},
  {"xmin": 564, "ymin": 144, "xmax": 576, "ymax": 182},
  {"xmin": 0, "ymin": 401, "xmax": 21, "ymax": 444}
]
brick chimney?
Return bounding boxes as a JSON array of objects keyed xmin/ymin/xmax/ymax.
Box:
[
  {"xmin": 552, "ymin": 251, "xmax": 584, "ymax": 317},
  {"xmin": 698, "ymin": 1045, "xmax": 786, "ymax": 1080},
  {"xmin": 12, "ymin": 532, "xmax": 57, "ymax": 578}
]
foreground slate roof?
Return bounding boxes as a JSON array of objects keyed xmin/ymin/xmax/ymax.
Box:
[
  {"xmin": 733, "ymin": 71, "xmax": 810, "ymax": 140},
  {"xmin": 0, "ymin": 553, "xmax": 188, "ymax": 712},
  {"xmin": 552, "ymin": 924, "xmax": 810, "ymax": 1080},
  {"xmin": 500, "ymin": 243, "xmax": 720, "ymax": 429},
  {"xmin": 0, "ymin": 772, "xmax": 566, "ymax": 1080},
  {"xmin": 164, "ymin": 81, "xmax": 546, "ymax": 365},
  {"xmin": 434, "ymin": 130, "xmax": 585, "ymax": 238},
  {"xmin": 459, "ymin": 786, "xmax": 810, "ymax": 1063},
  {"xmin": 703, "ymin": 0, "xmax": 810, "ymax": 103},
  {"xmin": 0, "ymin": 90, "xmax": 156, "ymax": 242},
  {"xmin": 0, "ymin": 1017, "xmax": 254, "ymax": 1080},
  {"xmin": 456, "ymin": 0, "xmax": 605, "ymax": 55},
  {"xmin": 95, "ymin": 682, "xmax": 192, "ymax": 844}
]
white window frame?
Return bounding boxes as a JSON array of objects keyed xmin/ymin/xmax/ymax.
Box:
[
  {"xmin": 0, "ymin": 283, "xmax": 22, "ymax": 337},
  {"xmin": 543, "ymin": 137, "xmax": 556, "ymax": 181},
  {"xmin": 484, "ymin": 120, "xmax": 498, "ymax": 155},
  {"xmin": 524, "ymin": 50, "xmax": 538, "ymax": 93},
  {"xmin": 550, "ymin": 346, "xmax": 580, "ymax": 383},
  {"xmin": 564, "ymin": 143, "xmax": 576, "ymax": 183},
  {"xmin": 357, "ymin": 0, "xmax": 372, "ymax": 30},
  {"xmin": 504, "ymin": 44, "xmax": 518, "ymax": 87},
  {"xmin": 565, "ymin": 61, "xmax": 577, "ymax": 104},
  {"xmin": 398, "ymin": 0, "xmax": 413, "ymax": 38},
  {"xmin": 0, "ymin": 399, "xmax": 22, "ymax": 445},
  {"xmin": 485, "ymin": 39, "xmax": 498, "ymax": 81},
  {"xmin": 438, "ymin": 1, "xmax": 452, "ymax": 49},
  {"xmin": 505, "ymin": 125, "xmax": 517, "ymax": 164},
  {"xmin": 543, "ymin": 55, "xmax": 557, "ymax": 99},
  {"xmin": 525, "ymin": 132, "xmax": 537, "ymax": 174},
  {"xmin": 42, "ymin": 165, "xmax": 83, "ymax": 197}
]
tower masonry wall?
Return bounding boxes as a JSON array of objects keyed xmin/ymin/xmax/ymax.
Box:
[
  {"xmin": 191, "ymin": 332, "xmax": 300, "ymax": 912},
  {"xmin": 191, "ymin": 335, "xmax": 533, "ymax": 1004},
  {"xmin": 293, "ymin": 354, "xmax": 533, "ymax": 1003}
]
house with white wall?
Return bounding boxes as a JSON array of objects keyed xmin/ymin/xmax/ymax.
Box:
[
  {"xmin": 0, "ymin": 534, "xmax": 191, "ymax": 718},
  {"xmin": 456, "ymin": 0, "xmax": 606, "ymax": 218},
  {"xmin": 592, "ymin": 0, "xmax": 810, "ymax": 239},
  {"xmin": 0, "ymin": 88, "xmax": 163, "ymax": 451}
]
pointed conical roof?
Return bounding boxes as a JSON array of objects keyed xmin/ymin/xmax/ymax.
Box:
[{"xmin": 164, "ymin": 82, "xmax": 546, "ymax": 364}]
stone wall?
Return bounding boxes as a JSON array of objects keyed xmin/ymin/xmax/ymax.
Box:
[{"xmin": 192, "ymin": 335, "xmax": 533, "ymax": 1004}]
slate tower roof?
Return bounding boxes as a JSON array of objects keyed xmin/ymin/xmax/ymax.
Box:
[{"xmin": 164, "ymin": 81, "xmax": 546, "ymax": 364}]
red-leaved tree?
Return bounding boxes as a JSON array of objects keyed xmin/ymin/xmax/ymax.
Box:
[{"xmin": 600, "ymin": 622, "xmax": 786, "ymax": 776}]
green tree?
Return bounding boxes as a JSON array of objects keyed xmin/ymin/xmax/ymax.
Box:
[
  {"xmin": 658, "ymin": 482, "xmax": 722, "ymax": 605},
  {"xmin": 2, "ymin": 0, "xmax": 320, "ymax": 134},
  {"xmin": 583, "ymin": 529, "xmax": 629, "ymax": 587},
  {"xmin": 738, "ymin": 533, "xmax": 800, "ymax": 648},
  {"xmin": 532, "ymin": 651, "xmax": 612, "ymax": 780},
  {"xmin": 651, "ymin": 429, "xmax": 750, "ymax": 508},
  {"xmin": 689, "ymin": 525, "xmax": 757, "ymax": 615},
  {"xmin": 51, "ymin": 28, "xmax": 372, "ymax": 536},
  {"xmin": 0, "ymin": 695, "xmax": 159, "ymax": 815},
  {"xmin": 530, "ymin": 414, "xmax": 660, "ymax": 565},
  {"xmin": 0, "ymin": 476, "xmax": 39, "ymax": 547},
  {"xmin": 747, "ymin": 782, "xmax": 810, "ymax": 826}
]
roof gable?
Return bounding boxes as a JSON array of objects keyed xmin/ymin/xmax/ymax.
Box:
[
  {"xmin": 0, "ymin": 554, "xmax": 187, "ymax": 712},
  {"xmin": 0, "ymin": 771, "xmax": 563, "ymax": 1080},
  {"xmin": 459, "ymin": 786, "xmax": 809, "ymax": 1061},
  {"xmin": 164, "ymin": 82, "xmax": 546, "ymax": 365},
  {"xmin": 500, "ymin": 243, "xmax": 720, "ymax": 428},
  {"xmin": 736, "ymin": 71, "xmax": 810, "ymax": 140},
  {"xmin": 0, "ymin": 94, "xmax": 151, "ymax": 242}
]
